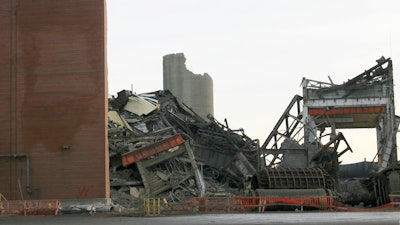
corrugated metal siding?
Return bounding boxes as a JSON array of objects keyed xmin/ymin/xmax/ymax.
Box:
[{"xmin": 0, "ymin": 0, "xmax": 108, "ymax": 200}]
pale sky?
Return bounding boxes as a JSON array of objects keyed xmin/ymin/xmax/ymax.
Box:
[{"xmin": 106, "ymin": 0, "xmax": 400, "ymax": 164}]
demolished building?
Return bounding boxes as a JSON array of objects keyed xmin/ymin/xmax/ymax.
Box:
[
  {"xmin": 108, "ymin": 90, "xmax": 258, "ymax": 210},
  {"xmin": 107, "ymin": 57, "xmax": 400, "ymax": 213}
]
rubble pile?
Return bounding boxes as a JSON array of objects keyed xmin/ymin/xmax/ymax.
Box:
[{"xmin": 108, "ymin": 90, "xmax": 259, "ymax": 210}]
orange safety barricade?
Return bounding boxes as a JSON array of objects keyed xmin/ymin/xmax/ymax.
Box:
[
  {"xmin": 0, "ymin": 200, "xmax": 59, "ymax": 216},
  {"xmin": 217, "ymin": 196, "xmax": 331, "ymax": 212},
  {"xmin": 185, "ymin": 196, "xmax": 333, "ymax": 213}
]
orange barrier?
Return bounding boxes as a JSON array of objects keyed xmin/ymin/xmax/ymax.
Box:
[
  {"xmin": 333, "ymin": 194, "xmax": 400, "ymax": 212},
  {"xmin": 183, "ymin": 196, "xmax": 333, "ymax": 213},
  {"xmin": 333, "ymin": 202, "xmax": 400, "ymax": 212},
  {"xmin": 0, "ymin": 200, "xmax": 59, "ymax": 216},
  {"xmin": 233, "ymin": 196, "xmax": 333, "ymax": 212},
  {"xmin": 153, "ymin": 195, "xmax": 400, "ymax": 215}
]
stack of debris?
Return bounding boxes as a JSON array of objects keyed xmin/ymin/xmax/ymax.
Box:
[{"xmin": 108, "ymin": 90, "xmax": 259, "ymax": 210}]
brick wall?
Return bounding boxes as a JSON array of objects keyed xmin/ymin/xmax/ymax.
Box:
[{"xmin": 0, "ymin": 0, "xmax": 109, "ymax": 200}]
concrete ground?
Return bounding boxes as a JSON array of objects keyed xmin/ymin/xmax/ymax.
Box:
[{"xmin": 1, "ymin": 211, "xmax": 400, "ymax": 225}]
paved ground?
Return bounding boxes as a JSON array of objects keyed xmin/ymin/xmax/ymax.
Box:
[{"xmin": 1, "ymin": 211, "xmax": 400, "ymax": 225}]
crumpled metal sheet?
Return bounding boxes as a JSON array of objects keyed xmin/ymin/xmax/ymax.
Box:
[{"xmin": 123, "ymin": 95, "xmax": 158, "ymax": 116}]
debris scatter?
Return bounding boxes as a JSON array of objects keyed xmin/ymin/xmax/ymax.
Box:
[{"xmin": 108, "ymin": 90, "xmax": 258, "ymax": 210}]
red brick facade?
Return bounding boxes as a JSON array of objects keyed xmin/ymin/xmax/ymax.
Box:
[{"xmin": 0, "ymin": 0, "xmax": 109, "ymax": 200}]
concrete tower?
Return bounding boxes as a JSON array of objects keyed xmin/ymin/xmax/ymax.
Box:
[{"xmin": 163, "ymin": 53, "xmax": 214, "ymax": 119}]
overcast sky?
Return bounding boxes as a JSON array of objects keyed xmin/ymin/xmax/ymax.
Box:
[{"xmin": 106, "ymin": 0, "xmax": 400, "ymax": 164}]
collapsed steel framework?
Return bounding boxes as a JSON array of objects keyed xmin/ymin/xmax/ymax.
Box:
[
  {"xmin": 303, "ymin": 57, "xmax": 399, "ymax": 171},
  {"xmin": 261, "ymin": 57, "xmax": 399, "ymax": 171},
  {"xmin": 258, "ymin": 57, "xmax": 400, "ymax": 206}
]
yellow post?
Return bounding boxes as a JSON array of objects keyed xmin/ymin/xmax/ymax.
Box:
[
  {"xmin": 152, "ymin": 198, "xmax": 155, "ymax": 215},
  {"xmin": 143, "ymin": 197, "xmax": 162, "ymax": 216},
  {"xmin": 143, "ymin": 198, "xmax": 146, "ymax": 216},
  {"xmin": 0, "ymin": 193, "xmax": 7, "ymax": 201},
  {"xmin": 163, "ymin": 198, "xmax": 169, "ymax": 208},
  {"xmin": 147, "ymin": 198, "xmax": 150, "ymax": 216},
  {"xmin": 158, "ymin": 198, "xmax": 160, "ymax": 216},
  {"xmin": 144, "ymin": 198, "xmax": 151, "ymax": 216}
]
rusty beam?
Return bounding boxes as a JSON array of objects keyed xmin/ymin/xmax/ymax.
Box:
[
  {"xmin": 121, "ymin": 133, "xmax": 184, "ymax": 166},
  {"xmin": 308, "ymin": 106, "xmax": 386, "ymax": 115}
]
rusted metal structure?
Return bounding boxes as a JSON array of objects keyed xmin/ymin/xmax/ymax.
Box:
[
  {"xmin": 0, "ymin": 0, "xmax": 108, "ymax": 200},
  {"xmin": 121, "ymin": 133, "xmax": 185, "ymax": 166}
]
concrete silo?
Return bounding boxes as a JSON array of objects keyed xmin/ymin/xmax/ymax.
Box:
[{"xmin": 163, "ymin": 53, "xmax": 214, "ymax": 119}]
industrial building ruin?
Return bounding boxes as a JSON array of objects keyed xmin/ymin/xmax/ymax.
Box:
[
  {"xmin": 107, "ymin": 57, "xmax": 400, "ymax": 214},
  {"xmin": 1, "ymin": 0, "xmax": 399, "ymax": 218},
  {"xmin": 163, "ymin": 53, "xmax": 214, "ymax": 120},
  {"xmin": 0, "ymin": 1, "xmax": 399, "ymax": 212}
]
